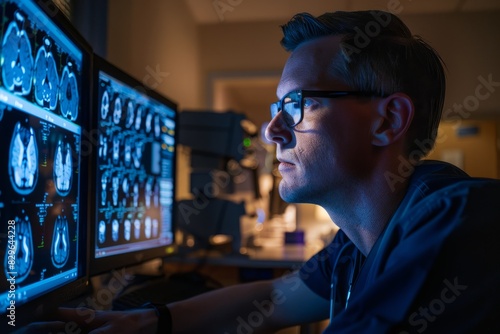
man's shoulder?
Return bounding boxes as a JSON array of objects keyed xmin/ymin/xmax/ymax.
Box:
[
  {"xmin": 389, "ymin": 160, "xmax": 500, "ymax": 229},
  {"xmin": 406, "ymin": 160, "xmax": 500, "ymax": 203}
]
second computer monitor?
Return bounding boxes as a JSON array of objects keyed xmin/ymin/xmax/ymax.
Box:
[{"xmin": 90, "ymin": 55, "xmax": 177, "ymax": 275}]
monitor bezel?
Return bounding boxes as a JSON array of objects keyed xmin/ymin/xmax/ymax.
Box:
[
  {"xmin": 0, "ymin": 0, "xmax": 92, "ymax": 327},
  {"xmin": 89, "ymin": 54, "xmax": 178, "ymax": 277}
]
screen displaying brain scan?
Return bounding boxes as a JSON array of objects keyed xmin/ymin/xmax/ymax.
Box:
[
  {"xmin": 0, "ymin": 0, "xmax": 85, "ymax": 312},
  {"xmin": 94, "ymin": 69, "xmax": 176, "ymax": 260}
]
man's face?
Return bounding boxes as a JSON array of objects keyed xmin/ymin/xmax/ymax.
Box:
[{"xmin": 265, "ymin": 35, "xmax": 377, "ymax": 207}]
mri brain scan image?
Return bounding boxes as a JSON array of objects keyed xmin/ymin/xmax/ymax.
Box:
[
  {"xmin": 112, "ymin": 219, "xmax": 119, "ymax": 242},
  {"xmin": 1, "ymin": 11, "xmax": 33, "ymax": 96},
  {"xmin": 123, "ymin": 136, "xmax": 132, "ymax": 167},
  {"xmin": 101, "ymin": 90, "xmax": 110, "ymax": 120},
  {"xmin": 53, "ymin": 140, "xmax": 73, "ymax": 196},
  {"xmin": 154, "ymin": 114, "xmax": 161, "ymax": 138},
  {"xmin": 145, "ymin": 112, "xmax": 153, "ymax": 134},
  {"xmin": 124, "ymin": 219, "xmax": 131, "ymax": 241},
  {"xmin": 133, "ymin": 141, "xmax": 143, "ymax": 169},
  {"xmin": 3, "ymin": 215, "xmax": 34, "ymax": 283},
  {"xmin": 98, "ymin": 220, "xmax": 106, "ymax": 244},
  {"xmin": 132, "ymin": 181, "xmax": 139, "ymax": 207},
  {"xmin": 101, "ymin": 172, "xmax": 108, "ymax": 206},
  {"xmin": 34, "ymin": 37, "xmax": 59, "ymax": 110},
  {"xmin": 144, "ymin": 216, "xmax": 152, "ymax": 239},
  {"xmin": 134, "ymin": 218, "xmax": 141, "ymax": 240},
  {"xmin": 112, "ymin": 175, "xmax": 119, "ymax": 207},
  {"xmin": 113, "ymin": 96, "xmax": 122, "ymax": 124},
  {"xmin": 9, "ymin": 121, "xmax": 38, "ymax": 195},
  {"xmin": 112, "ymin": 135, "xmax": 120, "ymax": 165},
  {"xmin": 59, "ymin": 62, "xmax": 79, "ymax": 121},
  {"xmin": 125, "ymin": 101, "xmax": 134, "ymax": 128},
  {"xmin": 122, "ymin": 177, "xmax": 129, "ymax": 206},
  {"xmin": 99, "ymin": 134, "xmax": 108, "ymax": 161},
  {"xmin": 51, "ymin": 215, "xmax": 70, "ymax": 268},
  {"xmin": 135, "ymin": 105, "xmax": 143, "ymax": 131}
]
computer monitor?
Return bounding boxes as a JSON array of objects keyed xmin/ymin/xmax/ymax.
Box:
[
  {"xmin": 0, "ymin": 0, "xmax": 91, "ymax": 327},
  {"xmin": 89, "ymin": 55, "xmax": 177, "ymax": 276}
]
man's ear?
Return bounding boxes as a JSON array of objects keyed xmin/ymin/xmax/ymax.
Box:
[{"xmin": 371, "ymin": 93, "xmax": 414, "ymax": 147}]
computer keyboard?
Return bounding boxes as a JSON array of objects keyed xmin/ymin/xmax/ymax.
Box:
[{"xmin": 112, "ymin": 272, "xmax": 219, "ymax": 310}]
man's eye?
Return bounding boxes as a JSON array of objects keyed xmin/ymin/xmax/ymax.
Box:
[
  {"xmin": 283, "ymin": 100, "xmax": 299, "ymax": 109},
  {"xmin": 303, "ymin": 98, "xmax": 315, "ymax": 109}
]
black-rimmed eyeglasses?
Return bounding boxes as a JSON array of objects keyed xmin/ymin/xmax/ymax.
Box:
[{"xmin": 270, "ymin": 90, "xmax": 386, "ymax": 128}]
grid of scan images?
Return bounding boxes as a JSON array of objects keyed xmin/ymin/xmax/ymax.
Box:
[
  {"xmin": 0, "ymin": 0, "xmax": 83, "ymax": 301},
  {"xmin": 94, "ymin": 71, "xmax": 175, "ymax": 257}
]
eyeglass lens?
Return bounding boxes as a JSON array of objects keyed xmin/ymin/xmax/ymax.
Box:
[{"xmin": 270, "ymin": 91, "xmax": 302, "ymax": 127}]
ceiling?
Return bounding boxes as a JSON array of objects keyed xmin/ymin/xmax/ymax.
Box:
[{"xmin": 184, "ymin": 0, "xmax": 500, "ymax": 24}]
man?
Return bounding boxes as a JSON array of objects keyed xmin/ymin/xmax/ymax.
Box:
[{"xmin": 27, "ymin": 10, "xmax": 500, "ymax": 334}]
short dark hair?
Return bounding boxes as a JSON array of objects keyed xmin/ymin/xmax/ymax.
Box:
[{"xmin": 280, "ymin": 11, "xmax": 446, "ymax": 159}]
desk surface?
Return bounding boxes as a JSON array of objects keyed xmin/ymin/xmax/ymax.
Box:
[{"xmin": 166, "ymin": 243, "xmax": 323, "ymax": 269}]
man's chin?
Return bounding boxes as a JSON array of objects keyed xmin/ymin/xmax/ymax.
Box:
[{"xmin": 279, "ymin": 182, "xmax": 302, "ymax": 204}]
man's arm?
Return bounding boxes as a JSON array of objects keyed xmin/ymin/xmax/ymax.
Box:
[
  {"xmin": 18, "ymin": 271, "xmax": 329, "ymax": 333},
  {"xmin": 168, "ymin": 270, "xmax": 330, "ymax": 333}
]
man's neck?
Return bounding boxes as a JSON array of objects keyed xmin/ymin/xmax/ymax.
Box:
[{"xmin": 324, "ymin": 163, "xmax": 411, "ymax": 256}]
